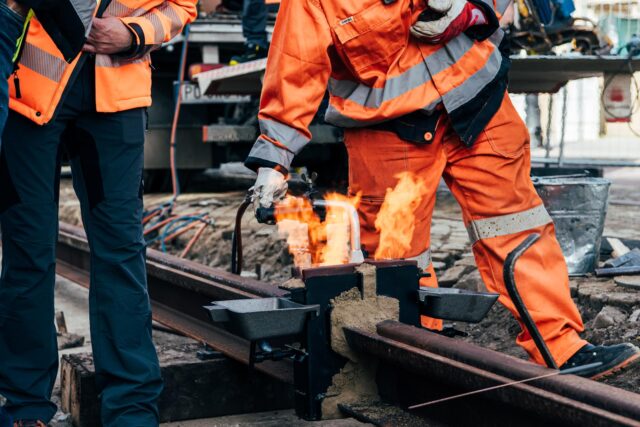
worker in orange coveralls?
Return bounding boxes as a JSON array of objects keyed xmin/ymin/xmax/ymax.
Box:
[{"xmin": 245, "ymin": 0, "xmax": 640, "ymax": 378}]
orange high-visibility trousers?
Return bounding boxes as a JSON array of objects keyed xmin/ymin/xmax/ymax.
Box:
[{"xmin": 344, "ymin": 94, "xmax": 587, "ymax": 366}]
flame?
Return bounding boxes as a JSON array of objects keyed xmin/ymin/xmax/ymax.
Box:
[
  {"xmin": 374, "ymin": 172, "xmax": 428, "ymax": 260},
  {"xmin": 274, "ymin": 193, "xmax": 360, "ymax": 268}
]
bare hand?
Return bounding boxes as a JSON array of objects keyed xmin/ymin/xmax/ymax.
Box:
[{"xmin": 83, "ymin": 16, "xmax": 133, "ymax": 55}]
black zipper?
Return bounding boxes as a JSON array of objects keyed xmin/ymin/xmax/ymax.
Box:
[{"xmin": 13, "ymin": 68, "xmax": 21, "ymax": 99}]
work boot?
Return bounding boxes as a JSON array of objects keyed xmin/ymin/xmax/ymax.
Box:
[
  {"xmin": 229, "ymin": 43, "xmax": 269, "ymax": 65},
  {"xmin": 561, "ymin": 343, "xmax": 640, "ymax": 379},
  {"xmin": 13, "ymin": 421, "xmax": 46, "ymax": 427}
]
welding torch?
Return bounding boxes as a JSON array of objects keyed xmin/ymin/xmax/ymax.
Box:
[{"xmin": 232, "ymin": 194, "xmax": 365, "ymax": 275}]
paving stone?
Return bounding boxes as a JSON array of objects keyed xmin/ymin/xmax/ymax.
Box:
[
  {"xmin": 606, "ymin": 292, "xmax": 640, "ymax": 309},
  {"xmin": 432, "ymin": 261, "xmax": 447, "ymax": 271},
  {"xmin": 440, "ymin": 243, "xmax": 467, "ymax": 253},
  {"xmin": 430, "ymin": 223, "xmax": 451, "ymax": 236},
  {"xmin": 453, "ymin": 270, "xmax": 487, "ymax": 292},
  {"xmin": 431, "ymin": 251, "xmax": 450, "ymax": 262},
  {"xmin": 576, "ymin": 280, "xmax": 617, "ymax": 302},
  {"xmin": 454, "ymin": 254, "xmax": 477, "ymax": 267},
  {"xmin": 439, "ymin": 265, "xmax": 476, "ymax": 287},
  {"xmin": 593, "ymin": 306, "xmax": 627, "ymax": 329},
  {"xmin": 614, "ymin": 275, "xmax": 640, "ymax": 290}
]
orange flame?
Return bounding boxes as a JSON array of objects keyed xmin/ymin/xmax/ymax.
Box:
[
  {"xmin": 274, "ymin": 193, "xmax": 360, "ymax": 268},
  {"xmin": 374, "ymin": 172, "xmax": 428, "ymax": 260}
]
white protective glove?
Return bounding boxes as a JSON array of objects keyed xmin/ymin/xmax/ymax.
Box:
[
  {"xmin": 250, "ymin": 167, "xmax": 288, "ymax": 209},
  {"xmin": 411, "ymin": 0, "xmax": 487, "ymax": 44}
]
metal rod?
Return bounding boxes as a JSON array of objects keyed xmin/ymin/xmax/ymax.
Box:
[
  {"xmin": 503, "ymin": 233, "xmax": 558, "ymax": 369},
  {"xmin": 408, "ymin": 362, "xmax": 603, "ymax": 410}
]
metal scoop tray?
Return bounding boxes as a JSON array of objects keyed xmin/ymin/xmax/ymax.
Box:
[
  {"xmin": 418, "ymin": 288, "xmax": 499, "ymax": 323},
  {"xmin": 204, "ymin": 298, "xmax": 319, "ymax": 341}
]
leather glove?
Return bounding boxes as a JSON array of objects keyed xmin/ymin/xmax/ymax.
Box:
[
  {"xmin": 250, "ymin": 167, "xmax": 288, "ymax": 209},
  {"xmin": 411, "ymin": 0, "xmax": 487, "ymax": 44}
]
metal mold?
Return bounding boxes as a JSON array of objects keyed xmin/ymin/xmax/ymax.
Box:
[
  {"xmin": 204, "ymin": 298, "xmax": 319, "ymax": 341},
  {"xmin": 418, "ymin": 288, "xmax": 499, "ymax": 323}
]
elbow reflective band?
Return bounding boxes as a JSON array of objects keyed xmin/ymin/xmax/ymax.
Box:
[
  {"xmin": 407, "ymin": 248, "xmax": 432, "ymax": 270},
  {"xmin": 466, "ymin": 204, "xmax": 552, "ymax": 244},
  {"xmin": 259, "ymin": 119, "xmax": 310, "ymax": 154},
  {"xmin": 246, "ymin": 135, "xmax": 295, "ymax": 171}
]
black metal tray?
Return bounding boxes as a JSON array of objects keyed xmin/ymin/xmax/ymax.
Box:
[
  {"xmin": 204, "ymin": 298, "xmax": 319, "ymax": 341},
  {"xmin": 418, "ymin": 288, "xmax": 499, "ymax": 323}
]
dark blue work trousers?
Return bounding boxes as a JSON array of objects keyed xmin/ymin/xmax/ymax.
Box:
[
  {"xmin": 0, "ymin": 2, "xmax": 24, "ymax": 426},
  {"xmin": 242, "ymin": 0, "xmax": 268, "ymax": 48},
  {"xmin": 0, "ymin": 59, "xmax": 162, "ymax": 426}
]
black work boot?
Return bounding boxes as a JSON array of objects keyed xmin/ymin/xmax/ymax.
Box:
[
  {"xmin": 561, "ymin": 343, "xmax": 640, "ymax": 379},
  {"xmin": 229, "ymin": 43, "xmax": 269, "ymax": 65}
]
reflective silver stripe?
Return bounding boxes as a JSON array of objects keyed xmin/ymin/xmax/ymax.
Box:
[
  {"xmin": 147, "ymin": 12, "xmax": 166, "ymax": 44},
  {"xmin": 441, "ymin": 44, "xmax": 502, "ymax": 112},
  {"xmin": 157, "ymin": 3, "xmax": 184, "ymax": 39},
  {"xmin": 247, "ymin": 136, "xmax": 295, "ymax": 170},
  {"xmin": 20, "ymin": 43, "xmax": 67, "ymax": 82},
  {"xmin": 328, "ymin": 37, "xmax": 475, "ymax": 110},
  {"xmin": 467, "ymin": 205, "xmax": 552, "ymax": 244},
  {"xmin": 407, "ymin": 248, "xmax": 432, "ymax": 270},
  {"xmin": 325, "ymin": 97, "xmax": 441, "ymax": 128},
  {"xmin": 107, "ymin": 0, "xmax": 146, "ymax": 17},
  {"xmin": 489, "ymin": 28, "xmax": 505, "ymax": 46},
  {"xmin": 95, "ymin": 54, "xmax": 147, "ymax": 68},
  {"xmin": 259, "ymin": 119, "xmax": 310, "ymax": 153}
]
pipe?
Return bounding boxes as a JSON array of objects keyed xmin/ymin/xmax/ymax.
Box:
[
  {"xmin": 503, "ymin": 233, "xmax": 558, "ymax": 369},
  {"xmin": 312, "ymin": 199, "xmax": 364, "ymax": 263}
]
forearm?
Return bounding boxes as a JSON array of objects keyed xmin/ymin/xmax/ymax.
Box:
[{"xmin": 120, "ymin": 0, "xmax": 197, "ymax": 58}]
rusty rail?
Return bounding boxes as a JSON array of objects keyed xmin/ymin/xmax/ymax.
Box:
[
  {"xmin": 56, "ymin": 222, "xmax": 293, "ymax": 384},
  {"xmin": 56, "ymin": 222, "xmax": 640, "ymax": 425},
  {"xmin": 345, "ymin": 321, "xmax": 640, "ymax": 426}
]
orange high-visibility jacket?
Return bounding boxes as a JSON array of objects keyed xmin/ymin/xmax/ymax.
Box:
[
  {"xmin": 246, "ymin": 0, "xmax": 511, "ymax": 173},
  {"xmin": 9, "ymin": 0, "xmax": 197, "ymax": 125}
]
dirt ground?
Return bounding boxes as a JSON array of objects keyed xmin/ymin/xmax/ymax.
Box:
[{"xmin": 57, "ymin": 167, "xmax": 640, "ymax": 394}]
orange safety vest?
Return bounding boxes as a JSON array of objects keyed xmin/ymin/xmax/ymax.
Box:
[
  {"xmin": 9, "ymin": 0, "xmax": 197, "ymax": 125},
  {"xmin": 246, "ymin": 0, "xmax": 512, "ymax": 173}
]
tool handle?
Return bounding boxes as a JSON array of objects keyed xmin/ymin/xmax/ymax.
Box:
[{"xmin": 503, "ymin": 233, "xmax": 559, "ymax": 369}]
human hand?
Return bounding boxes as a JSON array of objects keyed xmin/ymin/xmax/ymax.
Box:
[{"xmin": 82, "ymin": 16, "xmax": 133, "ymax": 54}]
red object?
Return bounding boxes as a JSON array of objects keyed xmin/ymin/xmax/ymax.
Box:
[
  {"xmin": 425, "ymin": 2, "xmax": 488, "ymax": 44},
  {"xmin": 188, "ymin": 63, "xmax": 224, "ymax": 80}
]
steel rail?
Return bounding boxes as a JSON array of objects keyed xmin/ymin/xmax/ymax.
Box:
[
  {"xmin": 56, "ymin": 222, "xmax": 293, "ymax": 384},
  {"xmin": 344, "ymin": 321, "xmax": 640, "ymax": 426},
  {"xmin": 55, "ymin": 222, "xmax": 640, "ymax": 425}
]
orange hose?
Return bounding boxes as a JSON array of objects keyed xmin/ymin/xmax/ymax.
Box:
[
  {"xmin": 143, "ymin": 210, "xmax": 161, "ymax": 225},
  {"xmin": 163, "ymin": 221, "xmax": 201, "ymax": 244},
  {"xmin": 144, "ymin": 215, "xmax": 178, "ymax": 236},
  {"xmin": 181, "ymin": 221, "xmax": 208, "ymax": 258}
]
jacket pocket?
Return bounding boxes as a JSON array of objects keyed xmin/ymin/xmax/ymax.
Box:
[{"xmin": 333, "ymin": 1, "xmax": 409, "ymax": 77}]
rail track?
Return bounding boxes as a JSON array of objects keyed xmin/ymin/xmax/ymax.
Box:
[{"xmin": 55, "ymin": 221, "xmax": 640, "ymax": 426}]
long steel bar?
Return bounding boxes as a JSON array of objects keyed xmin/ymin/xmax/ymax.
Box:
[
  {"xmin": 344, "ymin": 326, "xmax": 640, "ymax": 426},
  {"xmin": 56, "ymin": 222, "xmax": 293, "ymax": 384},
  {"xmin": 56, "ymin": 221, "xmax": 640, "ymax": 423},
  {"xmin": 374, "ymin": 321, "xmax": 640, "ymax": 423}
]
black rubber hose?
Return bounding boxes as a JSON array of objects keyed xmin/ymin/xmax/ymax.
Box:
[
  {"xmin": 503, "ymin": 233, "xmax": 559, "ymax": 369},
  {"xmin": 231, "ymin": 199, "xmax": 252, "ymax": 275}
]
